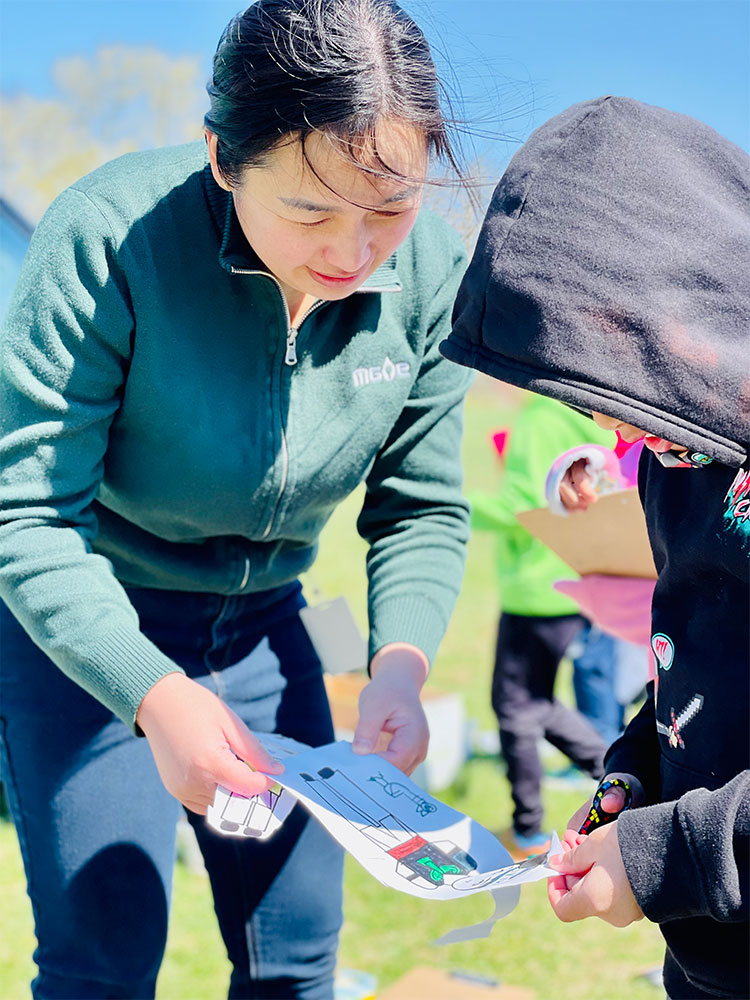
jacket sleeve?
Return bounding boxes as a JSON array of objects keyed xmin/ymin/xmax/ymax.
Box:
[
  {"xmin": 618, "ymin": 770, "xmax": 750, "ymax": 923},
  {"xmin": 604, "ymin": 682, "xmax": 662, "ymax": 804},
  {"xmin": 0, "ymin": 188, "xmax": 183, "ymax": 731},
  {"xmin": 357, "ymin": 230, "xmax": 473, "ymax": 664}
]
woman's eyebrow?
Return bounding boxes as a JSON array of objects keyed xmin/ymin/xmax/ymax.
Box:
[
  {"xmin": 278, "ymin": 196, "xmax": 339, "ymax": 212},
  {"xmin": 278, "ymin": 186, "xmax": 419, "ymax": 213}
]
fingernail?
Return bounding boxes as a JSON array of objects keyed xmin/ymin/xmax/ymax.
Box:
[
  {"xmin": 352, "ymin": 739, "xmax": 372, "ymax": 753},
  {"xmin": 549, "ymin": 854, "xmax": 561, "ymax": 866}
]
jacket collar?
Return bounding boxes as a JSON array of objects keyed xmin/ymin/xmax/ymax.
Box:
[{"xmin": 204, "ymin": 163, "xmax": 402, "ymax": 293}]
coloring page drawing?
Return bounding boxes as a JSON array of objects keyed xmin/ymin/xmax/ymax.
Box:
[{"xmin": 207, "ymin": 736, "xmax": 559, "ymax": 902}]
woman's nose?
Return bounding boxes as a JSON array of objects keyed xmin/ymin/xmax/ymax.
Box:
[{"xmin": 322, "ymin": 224, "xmax": 372, "ymax": 274}]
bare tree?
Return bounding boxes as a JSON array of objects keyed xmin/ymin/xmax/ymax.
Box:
[{"xmin": 1, "ymin": 46, "xmax": 207, "ymax": 223}]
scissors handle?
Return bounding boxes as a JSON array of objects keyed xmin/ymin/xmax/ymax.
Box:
[{"xmin": 578, "ymin": 777, "xmax": 633, "ymax": 835}]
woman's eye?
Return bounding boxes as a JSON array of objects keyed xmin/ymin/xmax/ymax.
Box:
[{"xmin": 298, "ymin": 218, "xmax": 329, "ymax": 228}]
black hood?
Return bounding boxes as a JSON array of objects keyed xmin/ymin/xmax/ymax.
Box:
[{"xmin": 442, "ymin": 96, "xmax": 750, "ymax": 467}]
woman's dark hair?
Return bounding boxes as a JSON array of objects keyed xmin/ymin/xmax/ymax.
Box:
[{"xmin": 204, "ymin": 0, "xmax": 464, "ymax": 191}]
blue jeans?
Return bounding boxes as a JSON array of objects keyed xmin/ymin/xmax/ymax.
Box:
[
  {"xmin": 570, "ymin": 624, "xmax": 625, "ymax": 749},
  {"xmin": 0, "ymin": 583, "xmax": 343, "ymax": 999}
]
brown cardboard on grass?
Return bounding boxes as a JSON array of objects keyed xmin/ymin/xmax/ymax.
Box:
[
  {"xmin": 516, "ymin": 488, "xmax": 656, "ymax": 579},
  {"xmin": 378, "ymin": 966, "xmax": 534, "ymax": 999}
]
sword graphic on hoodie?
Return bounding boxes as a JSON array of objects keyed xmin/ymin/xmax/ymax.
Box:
[{"xmin": 656, "ymin": 695, "xmax": 704, "ymax": 750}]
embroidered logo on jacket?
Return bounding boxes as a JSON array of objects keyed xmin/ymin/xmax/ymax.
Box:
[
  {"xmin": 656, "ymin": 694, "xmax": 704, "ymax": 750},
  {"xmin": 352, "ymin": 356, "xmax": 411, "ymax": 388},
  {"xmin": 651, "ymin": 633, "xmax": 675, "ymax": 671}
]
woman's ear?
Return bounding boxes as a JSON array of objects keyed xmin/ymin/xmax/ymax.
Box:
[{"xmin": 205, "ymin": 129, "xmax": 232, "ymax": 192}]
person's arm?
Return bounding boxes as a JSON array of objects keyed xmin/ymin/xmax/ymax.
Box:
[
  {"xmin": 562, "ymin": 685, "xmax": 659, "ymax": 843},
  {"xmin": 0, "ymin": 188, "xmax": 282, "ymax": 808},
  {"xmin": 353, "ymin": 225, "xmax": 472, "ymax": 771},
  {"xmin": 603, "ymin": 682, "xmax": 661, "ymax": 804},
  {"xmin": 618, "ymin": 770, "xmax": 750, "ymax": 923},
  {"xmin": 0, "ymin": 187, "xmax": 179, "ymax": 725},
  {"xmin": 549, "ymin": 771, "xmax": 750, "ymax": 926}
]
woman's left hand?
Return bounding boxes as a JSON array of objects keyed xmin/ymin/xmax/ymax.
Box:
[{"xmin": 352, "ymin": 642, "xmax": 430, "ymax": 775}]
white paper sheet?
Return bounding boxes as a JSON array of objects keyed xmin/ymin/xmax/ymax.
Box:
[{"xmin": 207, "ymin": 738, "xmax": 559, "ymax": 905}]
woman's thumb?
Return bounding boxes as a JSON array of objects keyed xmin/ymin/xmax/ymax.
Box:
[
  {"xmin": 217, "ymin": 749, "xmax": 280, "ymax": 797},
  {"xmin": 222, "ymin": 711, "xmax": 285, "ymax": 776}
]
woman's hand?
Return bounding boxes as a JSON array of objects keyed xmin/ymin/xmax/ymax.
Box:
[
  {"xmin": 136, "ymin": 672, "xmax": 284, "ymax": 814},
  {"xmin": 547, "ymin": 821, "xmax": 644, "ymax": 926},
  {"xmin": 559, "ymin": 458, "xmax": 599, "ymax": 511},
  {"xmin": 352, "ymin": 643, "xmax": 430, "ymax": 775}
]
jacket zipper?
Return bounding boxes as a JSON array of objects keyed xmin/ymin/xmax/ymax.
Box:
[{"xmin": 230, "ymin": 266, "xmax": 326, "ymax": 548}]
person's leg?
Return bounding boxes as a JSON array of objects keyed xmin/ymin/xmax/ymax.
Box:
[
  {"xmin": 144, "ymin": 584, "xmax": 342, "ymax": 1000},
  {"xmin": 0, "ymin": 601, "xmax": 181, "ymax": 1000},
  {"xmin": 531, "ymin": 617, "xmax": 607, "ymax": 778},
  {"xmin": 570, "ymin": 623, "xmax": 624, "ymax": 748},
  {"xmin": 491, "ymin": 613, "xmax": 555, "ymax": 838}
]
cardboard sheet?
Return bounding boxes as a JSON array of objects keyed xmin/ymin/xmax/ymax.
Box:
[{"xmin": 516, "ymin": 488, "xmax": 656, "ymax": 579}]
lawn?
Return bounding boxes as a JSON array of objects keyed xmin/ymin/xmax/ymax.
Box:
[{"xmin": 0, "ymin": 383, "xmax": 665, "ymax": 999}]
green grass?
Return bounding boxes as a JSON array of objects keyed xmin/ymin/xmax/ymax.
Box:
[{"xmin": 0, "ymin": 386, "xmax": 665, "ymax": 998}]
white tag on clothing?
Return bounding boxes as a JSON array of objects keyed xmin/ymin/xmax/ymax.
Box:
[{"xmin": 299, "ymin": 596, "xmax": 367, "ymax": 674}]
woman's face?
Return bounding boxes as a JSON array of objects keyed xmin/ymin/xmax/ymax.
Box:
[{"xmin": 207, "ymin": 120, "xmax": 427, "ymax": 310}]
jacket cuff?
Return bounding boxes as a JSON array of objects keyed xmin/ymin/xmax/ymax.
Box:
[
  {"xmin": 367, "ymin": 594, "xmax": 447, "ymax": 667},
  {"xmin": 618, "ymin": 800, "xmax": 706, "ymax": 922},
  {"xmin": 82, "ymin": 625, "xmax": 185, "ymax": 733}
]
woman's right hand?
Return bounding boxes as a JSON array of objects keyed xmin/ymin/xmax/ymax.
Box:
[{"xmin": 135, "ymin": 672, "xmax": 284, "ymax": 814}]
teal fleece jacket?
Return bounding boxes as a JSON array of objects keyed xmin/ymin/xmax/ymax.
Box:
[{"xmin": 0, "ymin": 142, "xmax": 472, "ymax": 731}]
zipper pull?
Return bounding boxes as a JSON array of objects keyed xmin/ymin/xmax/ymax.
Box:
[{"xmin": 285, "ymin": 327, "xmax": 298, "ymax": 366}]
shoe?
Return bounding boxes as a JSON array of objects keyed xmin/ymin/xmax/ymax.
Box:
[{"xmin": 499, "ymin": 827, "xmax": 551, "ymax": 862}]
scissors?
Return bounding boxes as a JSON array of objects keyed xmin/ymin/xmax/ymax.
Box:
[{"xmin": 579, "ymin": 777, "xmax": 633, "ymax": 835}]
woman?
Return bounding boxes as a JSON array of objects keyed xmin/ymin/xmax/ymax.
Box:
[{"xmin": 0, "ymin": 2, "xmax": 472, "ymax": 997}]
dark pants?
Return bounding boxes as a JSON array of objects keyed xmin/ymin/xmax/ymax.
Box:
[
  {"xmin": 491, "ymin": 612, "xmax": 606, "ymax": 836},
  {"xmin": 0, "ymin": 582, "xmax": 343, "ymax": 999}
]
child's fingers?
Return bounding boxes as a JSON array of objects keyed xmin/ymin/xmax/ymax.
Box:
[
  {"xmin": 600, "ymin": 786, "xmax": 627, "ymax": 813},
  {"xmin": 561, "ymin": 829, "xmax": 586, "ymax": 852},
  {"xmin": 547, "ymin": 869, "xmax": 586, "ymax": 913},
  {"xmin": 570, "ymin": 463, "xmax": 598, "ymax": 502},
  {"xmin": 550, "ymin": 835, "xmax": 597, "ymax": 875},
  {"xmin": 548, "ymin": 868, "xmax": 598, "ymax": 922},
  {"xmin": 547, "ymin": 873, "xmax": 569, "ymax": 908},
  {"xmin": 559, "ymin": 479, "xmax": 588, "ymax": 511}
]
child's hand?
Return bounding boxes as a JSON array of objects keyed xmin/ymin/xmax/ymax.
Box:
[
  {"xmin": 566, "ymin": 771, "xmax": 644, "ymax": 833},
  {"xmin": 559, "ymin": 458, "xmax": 598, "ymax": 511},
  {"xmin": 547, "ymin": 822, "xmax": 644, "ymax": 926}
]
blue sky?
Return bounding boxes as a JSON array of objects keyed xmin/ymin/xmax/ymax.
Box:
[{"xmin": 1, "ymin": 0, "xmax": 748, "ymax": 171}]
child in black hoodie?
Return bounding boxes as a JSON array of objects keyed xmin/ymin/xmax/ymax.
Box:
[{"xmin": 441, "ymin": 96, "xmax": 749, "ymax": 1000}]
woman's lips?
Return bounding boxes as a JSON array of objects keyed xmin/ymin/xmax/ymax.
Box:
[{"xmin": 307, "ymin": 266, "xmax": 366, "ymax": 286}]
